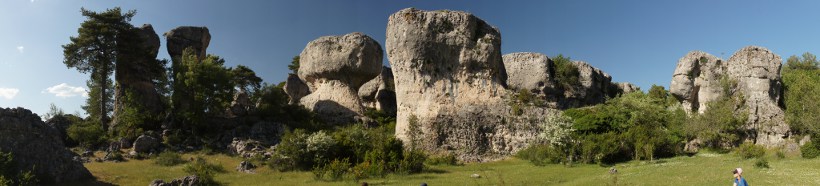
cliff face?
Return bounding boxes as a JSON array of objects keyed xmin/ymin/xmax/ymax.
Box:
[{"xmin": 670, "ymin": 46, "xmax": 789, "ymax": 147}]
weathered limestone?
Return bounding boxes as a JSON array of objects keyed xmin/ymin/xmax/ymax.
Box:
[
  {"xmin": 0, "ymin": 107, "xmax": 92, "ymax": 183},
  {"xmin": 284, "ymin": 74, "xmax": 310, "ymax": 105},
  {"xmin": 670, "ymin": 46, "xmax": 789, "ymax": 147},
  {"xmin": 298, "ymin": 32, "xmax": 383, "ymax": 124},
  {"xmin": 113, "ymin": 24, "xmax": 166, "ymax": 131},
  {"xmin": 164, "ymin": 26, "xmax": 211, "ymax": 61},
  {"xmin": 359, "ymin": 67, "xmax": 397, "ymax": 114}
]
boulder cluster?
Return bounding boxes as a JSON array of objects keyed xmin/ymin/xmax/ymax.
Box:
[
  {"xmin": 670, "ymin": 46, "xmax": 789, "ymax": 147},
  {"xmin": 285, "ymin": 8, "xmax": 636, "ymax": 161}
]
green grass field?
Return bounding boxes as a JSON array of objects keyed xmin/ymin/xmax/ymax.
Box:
[{"xmin": 67, "ymin": 151, "xmax": 820, "ymax": 186}]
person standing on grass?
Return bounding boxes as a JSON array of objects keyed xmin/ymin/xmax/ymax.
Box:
[{"xmin": 732, "ymin": 168, "xmax": 748, "ymax": 186}]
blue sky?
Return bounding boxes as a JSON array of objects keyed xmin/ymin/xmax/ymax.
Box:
[{"xmin": 2, "ymin": 0, "xmax": 820, "ymax": 117}]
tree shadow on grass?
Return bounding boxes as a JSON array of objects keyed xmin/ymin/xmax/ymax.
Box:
[{"xmin": 56, "ymin": 178, "xmax": 116, "ymax": 186}]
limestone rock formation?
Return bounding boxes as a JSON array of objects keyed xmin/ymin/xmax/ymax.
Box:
[
  {"xmin": 298, "ymin": 32, "xmax": 383, "ymax": 124},
  {"xmin": 227, "ymin": 90, "xmax": 252, "ymax": 117},
  {"xmin": 150, "ymin": 175, "xmax": 201, "ymax": 186},
  {"xmin": 359, "ymin": 67, "xmax": 397, "ymax": 114},
  {"xmin": 564, "ymin": 61, "xmax": 615, "ymax": 108},
  {"xmin": 670, "ymin": 51, "xmax": 725, "ymax": 114},
  {"xmin": 164, "ymin": 26, "xmax": 211, "ymax": 61},
  {"xmin": 133, "ymin": 134, "xmax": 161, "ymax": 153},
  {"xmin": 615, "ymin": 82, "xmax": 641, "ymax": 94},
  {"xmin": 0, "ymin": 107, "xmax": 92, "ymax": 183},
  {"xmin": 112, "ymin": 24, "xmax": 166, "ymax": 131},
  {"xmin": 284, "ymin": 74, "xmax": 310, "ymax": 105},
  {"xmin": 670, "ymin": 46, "xmax": 789, "ymax": 147},
  {"xmin": 502, "ymin": 52, "xmax": 555, "ymax": 96}
]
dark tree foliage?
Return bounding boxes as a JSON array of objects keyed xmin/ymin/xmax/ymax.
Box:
[{"xmin": 63, "ymin": 7, "xmax": 137, "ymax": 131}]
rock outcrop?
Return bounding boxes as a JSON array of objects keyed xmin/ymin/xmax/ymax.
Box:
[
  {"xmin": 133, "ymin": 134, "xmax": 161, "ymax": 153},
  {"xmin": 615, "ymin": 82, "xmax": 641, "ymax": 94},
  {"xmin": 359, "ymin": 67, "xmax": 397, "ymax": 114},
  {"xmin": 113, "ymin": 24, "xmax": 166, "ymax": 131},
  {"xmin": 564, "ymin": 61, "xmax": 616, "ymax": 107},
  {"xmin": 503, "ymin": 52, "xmax": 556, "ymax": 96},
  {"xmin": 284, "ymin": 74, "xmax": 310, "ymax": 105},
  {"xmin": 297, "ymin": 32, "xmax": 383, "ymax": 124},
  {"xmin": 0, "ymin": 107, "xmax": 92, "ymax": 183},
  {"xmin": 670, "ymin": 46, "xmax": 789, "ymax": 147},
  {"xmin": 150, "ymin": 175, "xmax": 201, "ymax": 186},
  {"xmin": 164, "ymin": 26, "xmax": 211, "ymax": 61}
]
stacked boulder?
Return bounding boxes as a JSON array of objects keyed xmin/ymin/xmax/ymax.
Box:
[
  {"xmin": 293, "ymin": 32, "xmax": 384, "ymax": 124},
  {"xmin": 358, "ymin": 67, "xmax": 397, "ymax": 114},
  {"xmin": 0, "ymin": 107, "xmax": 92, "ymax": 183},
  {"xmin": 670, "ymin": 46, "xmax": 789, "ymax": 147}
]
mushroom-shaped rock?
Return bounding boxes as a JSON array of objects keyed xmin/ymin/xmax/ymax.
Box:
[
  {"xmin": 502, "ymin": 52, "xmax": 555, "ymax": 95},
  {"xmin": 297, "ymin": 32, "xmax": 383, "ymax": 125},
  {"xmin": 669, "ymin": 51, "xmax": 725, "ymax": 114},
  {"xmin": 164, "ymin": 26, "xmax": 211, "ymax": 61}
]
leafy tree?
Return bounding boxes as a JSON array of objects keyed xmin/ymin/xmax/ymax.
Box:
[
  {"xmin": 231, "ymin": 65, "xmax": 262, "ymax": 94},
  {"xmin": 552, "ymin": 54, "xmax": 580, "ymax": 91},
  {"xmin": 174, "ymin": 48, "xmax": 236, "ymax": 131},
  {"xmin": 81, "ymin": 78, "xmax": 114, "ymax": 127},
  {"xmin": 783, "ymin": 52, "xmax": 820, "ymax": 135},
  {"xmin": 63, "ymin": 7, "xmax": 136, "ymax": 131},
  {"xmin": 288, "ymin": 56, "xmax": 300, "ymax": 74},
  {"xmin": 43, "ymin": 103, "xmax": 65, "ymax": 121}
]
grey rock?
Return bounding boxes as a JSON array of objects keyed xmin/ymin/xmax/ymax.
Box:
[
  {"xmin": 133, "ymin": 134, "xmax": 161, "ymax": 153},
  {"xmin": 614, "ymin": 82, "xmax": 641, "ymax": 94},
  {"xmin": 149, "ymin": 175, "xmax": 201, "ymax": 186},
  {"xmin": 237, "ymin": 161, "xmax": 256, "ymax": 173},
  {"xmin": 0, "ymin": 107, "xmax": 92, "ymax": 183},
  {"xmin": 112, "ymin": 24, "xmax": 166, "ymax": 131},
  {"xmin": 670, "ymin": 46, "xmax": 789, "ymax": 147},
  {"xmin": 298, "ymin": 32, "xmax": 383, "ymax": 125},
  {"xmin": 359, "ymin": 66, "xmax": 397, "ymax": 114},
  {"xmin": 503, "ymin": 52, "xmax": 556, "ymax": 96},
  {"xmin": 164, "ymin": 26, "xmax": 211, "ymax": 61},
  {"xmin": 284, "ymin": 73, "xmax": 310, "ymax": 105},
  {"xmin": 228, "ymin": 90, "xmax": 252, "ymax": 117},
  {"xmin": 563, "ymin": 61, "xmax": 614, "ymax": 108}
]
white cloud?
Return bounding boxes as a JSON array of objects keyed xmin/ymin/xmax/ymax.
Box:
[
  {"xmin": 0, "ymin": 88, "xmax": 19, "ymax": 100},
  {"xmin": 44, "ymin": 83, "xmax": 87, "ymax": 98},
  {"xmin": 16, "ymin": 46, "xmax": 24, "ymax": 53}
]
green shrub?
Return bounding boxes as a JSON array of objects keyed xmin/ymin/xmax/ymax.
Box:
[
  {"xmin": 183, "ymin": 157, "xmax": 224, "ymax": 186},
  {"xmin": 317, "ymin": 158, "xmax": 350, "ymax": 181},
  {"xmin": 801, "ymin": 142, "xmax": 820, "ymax": 159},
  {"xmin": 516, "ymin": 144, "xmax": 564, "ymax": 166},
  {"xmin": 350, "ymin": 161, "xmax": 383, "ymax": 181},
  {"xmin": 553, "ymin": 54, "xmax": 581, "ymax": 91},
  {"xmin": 268, "ymin": 129, "xmax": 310, "ymax": 171},
  {"xmin": 398, "ymin": 150, "xmax": 426, "ymax": 174},
  {"xmin": 754, "ymin": 158, "xmax": 770, "ymax": 169},
  {"xmin": 0, "ymin": 151, "xmax": 38, "ymax": 186},
  {"xmin": 736, "ymin": 142, "xmax": 766, "ymax": 159},
  {"xmin": 66, "ymin": 120, "xmax": 107, "ymax": 148},
  {"xmin": 425, "ymin": 153, "xmax": 461, "ymax": 166},
  {"xmin": 155, "ymin": 151, "xmax": 186, "ymax": 166}
]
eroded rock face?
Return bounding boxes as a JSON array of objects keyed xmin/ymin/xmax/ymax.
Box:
[
  {"xmin": 389, "ymin": 8, "xmax": 557, "ymax": 161},
  {"xmin": 164, "ymin": 26, "xmax": 211, "ymax": 61},
  {"xmin": 670, "ymin": 51, "xmax": 725, "ymax": 114},
  {"xmin": 284, "ymin": 74, "xmax": 310, "ymax": 105},
  {"xmin": 670, "ymin": 46, "xmax": 789, "ymax": 147},
  {"xmin": 0, "ymin": 107, "xmax": 92, "ymax": 183},
  {"xmin": 113, "ymin": 24, "xmax": 166, "ymax": 131},
  {"xmin": 563, "ymin": 61, "xmax": 615, "ymax": 108},
  {"xmin": 359, "ymin": 67, "xmax": 397, "ymax": 114},
  {"xmin": 615, "ymin": 82, "xmax": 641, "ymax": 94},
  {"xmin": 502, "ymin": 52, "xmax": 556, "ymax": 96},
  {"xmin": 298, "ymin": 32, "xmax": 383, "ymax": 124}
]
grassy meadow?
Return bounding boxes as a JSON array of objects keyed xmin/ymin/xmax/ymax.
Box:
[{"xmin": 63, "ymin": 150, "xmax": 820, "ymax": 186}]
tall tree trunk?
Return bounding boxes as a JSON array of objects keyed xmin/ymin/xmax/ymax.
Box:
[{"xmin": 100, "ymin": 65, "xmax": 109, "ymax": 132}]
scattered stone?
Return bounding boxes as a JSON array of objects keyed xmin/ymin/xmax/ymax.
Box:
[
  {"xmin": 149, "ymin": 175, "xmax": 201, "ymax": 186},
  {"xmin": 0, "ymin": 107, "xmax": 92, "ymax": 183},
  {"xmin": 237, "ymin": 161, "xmax": 257, "ymax": 173},
  {"xmin": 471, "ymin": 173, "xmax": 481, "ymax": 178}
]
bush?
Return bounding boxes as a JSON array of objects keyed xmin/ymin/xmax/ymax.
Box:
[
  {"xmin": 801, "ymin": 142, "xmax": 820, "ymax": 159},
  {"xmin": 183, "ymin": 157, "xmax": 224, "ymax": 186},
  {"xmin": 350, "ymin": 161, "xmax": 383, "ymax": 181},
  {"xmin": 736, "ymin": 142, "xmax": 766, "ymax": 159},
  {"xmin": 155, "ymin": 151, "xmax": 186, "ymax": 166},
  {"xmin": 398, "ymin": 150, "xmax": 426, "ymax": 174},
  {"xmin": 516, "ymin": 144, "xmax": 565, "ymax": 166},
  {"xmin": 754, "ymin": 158, "xmax": 770, "ymax": 169},
  {"xmin": 0, "ymin": 151, "xmax": 38, "ymax": 186},
  {"xmin": 313, "ymin": 158, "xmax": 350, "ymax": 181},
  {"xmin": 425, "ymin": 153, "xmax": 460, "ymax": 166},
  {"xmin": 66, "ymin": 120, "xmax": 107, "ymax": 149},
  {"xmin": 268, "ymin": 129, "xmax": 310, "ymax": 171},
  {"xmin": 553, "ymin": 54, "xmax": 580, "ymax": 91}
]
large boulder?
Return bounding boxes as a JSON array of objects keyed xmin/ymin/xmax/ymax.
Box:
[
  {"xmin": 298, "ymin": 32, "xmax": 383, "ymax": 124},
  {"xmin": 133, "ymin": 134, "xmax": 161, "ymax": 153},
  {"xmin": 359, "ymin": 67, "xmax": 397, "ymax": 114},
  {"xmin": 502, "ymin": 52, "xmax": 555, "ymax": 95},
  {"xmin": 670, "ymin": 46, "xmax": 789, "ymax": 147},
  {"xmin": 164, "ymin": 26, "xmax": 211, "ymax": 61},
  {"xmin": 284, "ymin": 74, "xmax": 310, "ymax": 105},
  {"xmin": 113, "ymin": 24, "xmax": 166, "ymax": 131},
  {"xmin": 0, "ymin": 107, "xmax": 92, "ymax": 183}
]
